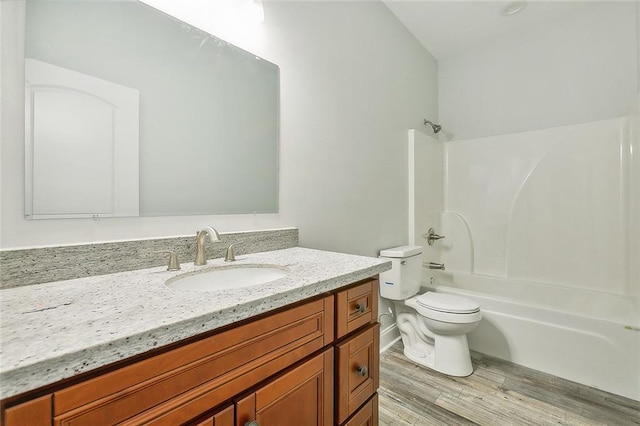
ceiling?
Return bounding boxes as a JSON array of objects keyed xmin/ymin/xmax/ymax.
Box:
[{"xmin": 381, "ymin": 1, "xmax": 599, "ymax": 60}]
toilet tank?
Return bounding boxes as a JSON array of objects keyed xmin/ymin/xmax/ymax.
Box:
[{"xmin": 378, "ymin": 245, "xmax": 424, "ymax": 300}]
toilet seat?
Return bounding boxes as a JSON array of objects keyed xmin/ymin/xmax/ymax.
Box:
[
  {"xmin": 416, "ymin": 292, "xmax": 480, "ymax": 314},
  {"xmin": 406, "ymin": 293, "xmax": 482, "ymax": 324}
]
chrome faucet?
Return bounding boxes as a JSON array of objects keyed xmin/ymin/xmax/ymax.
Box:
[{"xmin": 194, "ymin": 227, "xmax": 221, "ymax": 266}]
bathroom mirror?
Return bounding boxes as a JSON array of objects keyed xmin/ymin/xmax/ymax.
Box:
[{"xmin": 24, "ymin": 0, "xmax": 279, "ymax": 219}]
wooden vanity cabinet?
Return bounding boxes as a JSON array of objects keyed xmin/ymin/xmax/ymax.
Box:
[
  {"xmin": 1, "ymin": 277, "xmax": 381, "ymax": 426},
  {"xmin": 235, "ymin": 348, "xmax": 334, "ymax": 426}
]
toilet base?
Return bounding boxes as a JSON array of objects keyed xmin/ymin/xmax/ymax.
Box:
[
  {"xmin": 395, "ymin": 310, "xmax": 475, "ymax": 377},
  {"xmin": 403, "ymin": 341, "xmax": 434, "ymax": 367},
  {"xmin": 401, "ymin": 334, "xmax": 474, "ymax": 377}
]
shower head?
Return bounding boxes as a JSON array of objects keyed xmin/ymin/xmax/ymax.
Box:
[{"xmin": 424, "ymin": 119, "xmax": 442, "ymax": 134}]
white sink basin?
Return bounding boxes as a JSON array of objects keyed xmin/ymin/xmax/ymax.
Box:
[{"xmin": 166, "ymin": 265, "xmax": 287, "ymax": 292}]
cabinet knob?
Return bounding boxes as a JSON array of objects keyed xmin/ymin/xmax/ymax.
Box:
[
  {"xmin": 245, "ymin": 421, "xmax": 259, "ymax": 426},
  {"xmin": 355, "ymin": 365, "xmax": 368, "ymax": 377},
  {"xmin": 354, "ymin": 303, "xmax": 366, "ymax": 314}
]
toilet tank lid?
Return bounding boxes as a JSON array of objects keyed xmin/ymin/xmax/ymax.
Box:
[{"xmin": 379, "ymin": 245, "xmax": 423, "ymax": 258}]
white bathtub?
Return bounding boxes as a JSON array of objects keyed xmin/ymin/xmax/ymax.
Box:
[{"xmin": 433, "ymin": 272, "xmax": 640, "ymax": 401}]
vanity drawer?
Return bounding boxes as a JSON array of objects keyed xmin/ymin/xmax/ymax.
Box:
[
  {"xmin": 335, "ymin": 278, "xmax": 378, "ymax": 339},
  {"xmin": 341, "ymin": 394, "xmax": 378, "ymax": 426},
  {"xmin": 335, "ymin": 323, "xmax": 380, "ymax": 424},
  {"xmin": 52, "ymin": 295, "xmax": 334, "ymax": 426}
]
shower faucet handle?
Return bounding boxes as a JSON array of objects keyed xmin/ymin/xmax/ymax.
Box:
[{"xmin": 424, "ymin": 228, "xmax": 445, "ymax": 246}]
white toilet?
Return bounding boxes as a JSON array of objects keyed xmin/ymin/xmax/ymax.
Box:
[{"xmin": 379, "ymin": 245, "xmax": 482, "ymax": 377}]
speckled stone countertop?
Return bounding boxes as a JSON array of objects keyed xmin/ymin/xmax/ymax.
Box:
[{"xmin": 0, "ymin": 247, "xmax": 390, "ymax": 399}]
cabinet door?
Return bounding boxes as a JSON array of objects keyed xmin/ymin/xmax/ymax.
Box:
[
  {"xmin": 336, "ymin": 323, "xmax": 380, "ymax": 424},
  {"xmin": 236, "ymin": 349, "xmax": 333, "ymax": 426},
  {"xmin": 3, "ymin": 395, "xmax": 52, "ymax": 426},
  {"xmin": 193, "ymin": 405, "xmax": 234, "ymax": 426}
]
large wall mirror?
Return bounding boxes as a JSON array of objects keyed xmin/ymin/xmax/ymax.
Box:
[{"xmin": 24, "ymin": 0, "xmax": 279, "ymax": 219}]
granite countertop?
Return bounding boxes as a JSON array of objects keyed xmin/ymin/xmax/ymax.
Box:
[{"xmin": 0, "ymin": 247, "xmax": 391, "ymax": 400}]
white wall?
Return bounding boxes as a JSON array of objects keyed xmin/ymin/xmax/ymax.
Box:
[
  {"xmin": 261, "ymin": 2, "xmax": 437, "ymax": 256},
  {"xmin": 439, "ymin": 2, "xmax": 637, "ymax": 140},
  {"xmin": 0, "ymin": 1, "xmax": 438, "ymax": 253}
]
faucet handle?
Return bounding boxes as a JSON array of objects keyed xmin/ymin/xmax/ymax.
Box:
[
  {"xmin": 224, "ymin": 243, "xmax": 238, "ymax": 262},
  {"xmin": 155, "ymin": 250, "xmax": 181, "ymax": 271},
  {"xmin": 424, "ymin": 228, "xmax": 445, "ymax": 246}
]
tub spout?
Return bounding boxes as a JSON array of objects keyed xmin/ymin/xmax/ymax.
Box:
[{"xmin": 424, "ymin": 262, "xmax": 445, "ymax": 270}]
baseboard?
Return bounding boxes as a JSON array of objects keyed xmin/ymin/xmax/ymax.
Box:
[{"xmin": 379, "ymin": 323, "xmax": 401, "ymax": 353}]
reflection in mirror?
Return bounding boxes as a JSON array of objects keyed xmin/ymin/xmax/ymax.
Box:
[{"xmin": 24, "ymin": 0, "xmax": 279, "ymax": 219}]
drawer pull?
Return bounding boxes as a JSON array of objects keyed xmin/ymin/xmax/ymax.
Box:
[
  {"xmin": 245, "ymin": 421, "xmax": 259, "ymax": 426},
  {"xmin": 354, "ymin": 303, "xmax": 366, "ymax": 314},
  {"xmin": 355, "ymin": 365, "xmax": 368, "ymax": 377}
]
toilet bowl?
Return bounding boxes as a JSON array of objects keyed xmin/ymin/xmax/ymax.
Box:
[{"xmin": 379, "ymin": 245, "xmax": 482, "ymax": 377}]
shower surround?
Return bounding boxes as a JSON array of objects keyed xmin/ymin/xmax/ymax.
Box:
[
  {"xmin": 409, "ymin": 112, "xmax": 639, "ymax": 400},
  {"xmin": 440, "ymin": 116, "xmax": 638, "ymax": 297}
]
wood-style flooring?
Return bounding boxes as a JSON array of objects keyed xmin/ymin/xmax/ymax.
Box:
[{"xmin": 378, "ymin": 341, "xmax": 640, "ymax": 426}]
